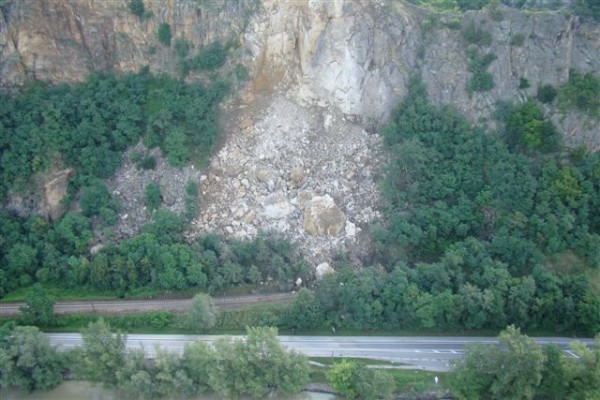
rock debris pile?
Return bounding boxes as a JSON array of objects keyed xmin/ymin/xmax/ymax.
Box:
[{"xmin": 190, "ymin": 93, "xmax": 382, "ymax": 265}]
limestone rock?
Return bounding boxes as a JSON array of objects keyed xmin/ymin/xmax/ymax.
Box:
[
  {"xmin": 315, "ymin": 262, "xmax": 335, "ymax": 280},
  {"xmin": 303, "ymin": 195, "xmax": 346, "ymax": 236}
]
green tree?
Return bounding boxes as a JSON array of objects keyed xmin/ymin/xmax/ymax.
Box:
[
  {"xmin": 0, "ymin": 325, "xmax": 64, "ymax": 392},
  {"xmin": 284, "ymin": 288, "xmax": 324, "ymax": 330},
  {"xmin": 76, "ymin": 319, "xmax": 126, "ymax": 386},
  {"xmin": 145, "ymin": 182, "xmax": 162, "ymax": 212},
  {"xmin": 19, "ymin": 283, "xmax": 56, "ymax": 326},
  {"xmin": 182, "ymin": 340, "xmax": 214, "ymax": 394},
  {"xmin": 187, "ymin": 293, "xmax": 218, "ymax": 331},
  {"xmin": 128, "ymin": 0, "xmax": 145, "ymax": 19},
  {"xmin": 326, "ymin": 359, "xmax": 358, "ymax": 398},
  {"xmin": 448, "ymin": 325, "xmax": 546, "ymax": 400},
  {"xmin": 157, "ymin": 23, "xmax": 172, "ymax": 46},
  {"xmin": 209, "ymin": 327, "xmax": 310, "ymax": 398}
]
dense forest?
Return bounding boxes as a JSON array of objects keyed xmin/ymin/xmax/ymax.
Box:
[{"xmin": 311, "ymin": 77, "xmax": 599, "ymax": 334}]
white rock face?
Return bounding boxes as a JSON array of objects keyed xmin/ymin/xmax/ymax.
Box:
[{"xmin": 315, "ymin": 262, "xmax": 335, "ymax": 280}]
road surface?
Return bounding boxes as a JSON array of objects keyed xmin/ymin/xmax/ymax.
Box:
[
  {"xmin": 0, "ymin": 292, "xmax": 294, "ymax": 317},
  {"xmin": 45, "ymin": 334, "xmax": 596, "ymax": 372}
]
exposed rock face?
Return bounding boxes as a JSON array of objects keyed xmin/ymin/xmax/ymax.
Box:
[
  {"xmin": 303, "ymin": 195, "xmax": 346, "ymax": 237},
  {"xmin": 42, "ymin": 168, "xmax": 73, "ymax": 220},
  {"xmin": 5, "ymin": 167, "xmax": 73, "ymax": 220}
]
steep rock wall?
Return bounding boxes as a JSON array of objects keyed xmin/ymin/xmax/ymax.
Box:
[{"xmin": 1, "ymin": 0, "xmax": 598, "ymax": 148}]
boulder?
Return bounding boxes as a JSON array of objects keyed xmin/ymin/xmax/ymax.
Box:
[
  {"xmin": 315, "ymin": 262, "xmax": 335, "ymax": 280},
  {"xmin": 303, "ymin": 195, "xmax": 346, "ymax": 236}
]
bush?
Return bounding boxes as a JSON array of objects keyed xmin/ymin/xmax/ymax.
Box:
[
  {"xmin": 145, "ymin": 182, "xmax": 162, "ymax": 212},
  {"xmin": 174, "ymin": 38, "xmax": 191, "ymax": 58},
  {"xmin": 519, "ymin": 77, "xmax": 530, "ymax": 89},
  {"xmin": 80, "ymin": 181, "xmax": 114, "ymax": 218},
  {"xmin": 189, "ymin": 42, "xmax": 227, "ymax": 72},
  {"xmin": 558, "ymin": 70, "xmax": 600, "ymax": 116},
  {"xmin": 462, "ymin": 21, "xmax": 493, "ymax": 46},
  {"xmin": 128, "ymin": 0, "xmax": 145, "ymax": 19},
  {"xmin": 510, "ymin": 33, "xmax": 525, "ymax": 46},
  {"xmin": 157, "ymin": 23, "xmax": 172, "ymax": 46},
  {"xmin": 537, "ymin": 84, "xmax": 557, "ymax": 103}
]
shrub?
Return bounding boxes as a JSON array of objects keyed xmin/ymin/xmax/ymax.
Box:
[
  {"xmin": 558, "ymin": 70, "xmax": 600, "ymax": 116},
  {"xmin": 537, "ymin": 84, "xmax": 557, "ymax": 103},
  {"xmin": 462, "ymin": 21, "xmax": 493, "ymax": 46},
  {"xmin": 145, "ymin": 182, "xmax": 162, "ymax": 212},
  {"xmin": 157, "ymin": 23, "xmax": 172, "ymax": 47},
  {"xmin": 519, "ymin": 77, "xmax": 530, "ymax": 89},
  {"xmin": 510, "ymin": 33, "xmax": 525, "ymax": 46},
  {"xmin": 128, "ymin": 0, "xmax": 145, "ymax": 19},
  {"xmin": 174, "ymin": 38, "xmax": 191, "ymax": 58},
  {"xmin": 189, "ymin": 42, "xmax": 227, "ymax": 72},
  {"xmin": 80, "ymin": 181, "xmax": 114, "ymax": 218}
]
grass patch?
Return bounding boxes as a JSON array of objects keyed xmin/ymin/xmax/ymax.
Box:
[
  {"xmin": 310, "ymin": 357, "xmax": 398, "ymax": 367},
  {"xmin": 390, "ymin": 369, "xmax": 448, "ymax": 394}
]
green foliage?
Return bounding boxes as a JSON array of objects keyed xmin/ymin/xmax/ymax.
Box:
[
  {"xmin": 209, "ymin": 327, "xmax": 310, "ymax": 398},
  {"xmin": 128, "ymin": 0, "xmax": 145, "ymax": 19},
  {"xmin": 504, "ymin": 98, "xmax": 561, "ymax": 153},
  {"xmin": 187, "ymin": 42, "xmax": 227, "ymax": 72},
  {"xmin": 326, "ymin": 359, "xmax": 395, "ymax": 400},
  {"xmin": 510, "ymin": 33, "xmax": 525, "ymax": 46},
  {"xmin": 448, "ymin": 326, "xmax": 545, "ymax": 400},
  {"xmin": 0, "ymin": 325, "xmax": 64, "ymax": 392},
  {"xmin": 145, "ymin": 182, "xmax": 162, "ymax": 212},
  {"xmin": 558, "ymin": 70, "xmax": 600, "ymax": 117},
  {"xmin": 19, "ymin": 283, "xmax": 56, "ymax": 327},
  {"xmin": 173, "ymin": 38, "xmax": 191, "ymax": 59},
  {"xmin": 157, "ymin": 23, "xmax": 172, "ymax": 47},
  {"xmin": 466, "ymin": 49, "xmax": 496, "ymax": 94},
  {"xmin": 462, "ymin": 21, "xmax": 493, "ymax": 45},
  {"xmin": 183, "ymin": 181, "xmax": 199, "ymax": 221},
  {"xmin": 537, "ymin": 84, "xmax": 557, "ymax": 103},
  {"xmin": 0, "ymin": 70, "xmax": 225, "ymax": 203},
  {"xmin": 187, "ymin": 293, "xmax": 218, "ymax": 331},
  {"xmin": 76, "ymin": 319, "xmax": 126, "ymax": 386},
  {"xmin": 574, "ymin": 0, "xmax": 600, "ymax": 22},
  {"xmin": 79, "ymin": 179, "xmax": 118, "ymax": 218},
  {"xmin": 368, "ymin": 77, "xmax": 599, "ymax": 334},
  {"xmin": 456, "ymin": 0, "xmax": 491, "ymax": 10},
  {"xmin": 449, "ymin": 330, "xmax": 600, "ymax": 400},
  {"xmin": 284, "ymin": 288, "xmax": 324, "ymax": 330},
  {"xmin": 519, "ymin": 77, "xmax": 530, "ymax": 89}
]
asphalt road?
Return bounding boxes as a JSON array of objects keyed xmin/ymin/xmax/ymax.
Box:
[
  {"xmin": 0, "ymin": 292, "xmax": 294, "ymax": 317},
  {"xmin": 45, "ymin": 334, "xmax": 596, "ymax": 372}
]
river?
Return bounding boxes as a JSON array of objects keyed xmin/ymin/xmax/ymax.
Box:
[{"xmin": 0, "ymin": 381, "xmax": 337, "ymax": 400}]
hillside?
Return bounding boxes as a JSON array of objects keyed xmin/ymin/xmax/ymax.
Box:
[{"xmin": 0, "ymin": 0, "xmax": 598, "ymax": 334}]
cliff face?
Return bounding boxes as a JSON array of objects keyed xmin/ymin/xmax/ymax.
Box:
[
  {"xmin": 2, "ymin": 0, "xmax": 598, "ymax": 147},
  {"xmin": 1, "ymin": 0, "xmax": 599, "ymax": 263}
]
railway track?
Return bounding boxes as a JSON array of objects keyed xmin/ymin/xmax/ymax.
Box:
[{"xmin": 0, "ymin": 292, "xmax": 295, "ymax": 317}]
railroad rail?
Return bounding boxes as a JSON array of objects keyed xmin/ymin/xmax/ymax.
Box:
[{"xmin": 0, "ymin": 292, "xmax": 295, "ymax": 317}]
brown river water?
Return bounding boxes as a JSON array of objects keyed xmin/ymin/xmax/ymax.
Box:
[{"xmin": 0, "ymin": 381, "xmax": 337, "ymax": 400}]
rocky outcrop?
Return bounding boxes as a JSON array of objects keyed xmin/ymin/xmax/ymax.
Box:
[{"xmin": 42, "ymin": 168, "xmax": 73, "ymax": 220}]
